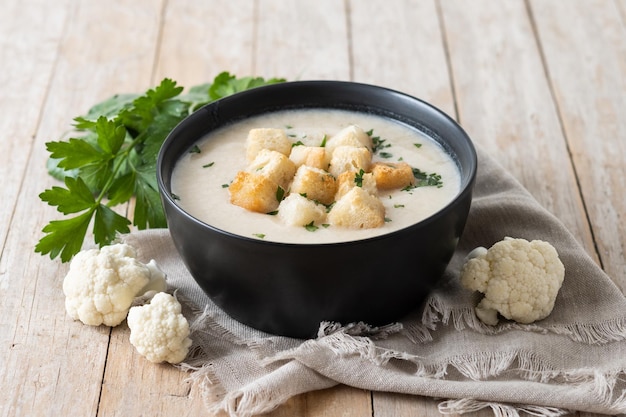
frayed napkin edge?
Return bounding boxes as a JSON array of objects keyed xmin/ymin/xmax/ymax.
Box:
[{"xmin": 404, "ymin": 292, "xmax": 626, "ymax": 345}]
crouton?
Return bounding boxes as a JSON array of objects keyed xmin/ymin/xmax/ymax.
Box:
[
  {"xmin": 277, "ymin": 194, "xmax": 327, "ymax": 227},
  {"xmin": 327, "ymin": 146, "xmax": 372, "ymax": 178},
  {"xmin": 325, "ymin": 125, "xmax": 372, "ymax": 154},
  {"xmin": 290, "ymin": 165, "xmax": 337, "ymax": 205},
  {"xmin": 246, "ymin": 128, "xmax": 292, "ymax": 161},
  {"xmin": 334, "ymin": 170, "xmax": 377, "ymax": 200},
  {"xmin": 229, "ymin": 171, "xmax": 282, "ymax": 213},
  {"xmin": 327, "ymin": 187, "xmax": 385, "ymax": 229},
  {"xmin": 289, "ymin": 146, "xmax": 328, "ymax": 170},
  {"xmin": 371, "ymin": 162, "xmax": 415, "ymax": 190},
  {"xmin": 247, "ymin": 149, "xmax": 296, "ymax": 189}
]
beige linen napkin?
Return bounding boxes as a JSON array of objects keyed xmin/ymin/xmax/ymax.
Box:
[{"xmin": 124, "ymin": 146, "xmax": 626, "ymax": 416}]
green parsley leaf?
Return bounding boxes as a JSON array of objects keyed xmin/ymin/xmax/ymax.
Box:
[{"xmin": 37, "ymin": 73, "xmax": 285, "ymax": 262}]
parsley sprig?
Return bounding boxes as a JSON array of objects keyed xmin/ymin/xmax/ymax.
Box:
[{"xmin": 36, "ymin": 72, "xmax": 284, "ymax": 262}]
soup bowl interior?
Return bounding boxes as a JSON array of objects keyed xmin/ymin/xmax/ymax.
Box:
[{"xmin": 158, "ymin": 81, "xmax": 477, "ymax": 338}]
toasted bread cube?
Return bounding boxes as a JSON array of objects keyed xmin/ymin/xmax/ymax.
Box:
[
  {"xmin": 334, "ymin": 171, "xmax": 377, "ymax": 200},
  {"xmin": 246, "ymin": 128, "xmax": 292, "ymax": 161},
  {"xmin": 328, "ymin": 146, "xmax": 372, "ymax": 178},
  {"xmin": 289, "ymin": 146, "xmax": 328, "ymax": 170},
  {"xmin": 326, "ymin": 125, "xmax": 372, "ymax": 154},
  {"xmin": 327, "ymin": 187, "xmax": 385, "ymax": 229},
  {"xmin": 229, "ymin": 171, "xmax": 281, "ymax": 213},
  {"xmin": 290, "ymin": 165, "xmax": 337, "ymax": 205},
  {"xmin": 247, "ymin": 149, "xmax": 296, "ymax": 189},
  {"xmin": 277, "ymin": 194, "xmax": 326, "ymax": 226},
  {"xmin": 371, "ymin": 162, "xmax": 415, "ymax": 190}
]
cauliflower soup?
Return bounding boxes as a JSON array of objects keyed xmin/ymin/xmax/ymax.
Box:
[{"xmin": 171, "ymin": 108, "xmax": 461, "ymax": 243}]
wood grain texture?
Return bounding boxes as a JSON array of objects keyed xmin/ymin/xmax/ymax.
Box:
[
  {"xmin": 529, "ymin": 0, "xmax": 626, "ymax": 290},
  {"xmin": 440, "ymin": 0, "xmax": 597, "ymax": 257}
]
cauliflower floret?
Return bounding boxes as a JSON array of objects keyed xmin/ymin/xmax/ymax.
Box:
[
  {"xmin": 63, "ymin": 243, "xmax": 167, "ymax": 327},
  {"xmin": 127, "ymin": 292, "xmax": 192, "ymax": 364},
  {"xmin": 460, "ymin": 237, "xmax": 565, "ymax": 325}
]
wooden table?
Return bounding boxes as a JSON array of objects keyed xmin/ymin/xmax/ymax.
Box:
[{"xmin": 2, "ymin": 1, "xmax": 624, "ymax": 416}]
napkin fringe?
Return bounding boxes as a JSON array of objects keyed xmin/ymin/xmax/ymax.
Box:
[
  {"xmin": 415, "ymin": 293, "xmax": 626, "ymax": 345},
  {"xmin": 437, "ymin": 398, "xmax": 571, "ymax": 417}
]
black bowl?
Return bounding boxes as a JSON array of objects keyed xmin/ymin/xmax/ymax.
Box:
[{"xmin": 157, "ymin": 81, "xmax": 477, "ymax": 339}]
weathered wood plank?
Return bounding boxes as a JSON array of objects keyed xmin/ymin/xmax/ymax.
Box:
[
  {"xmin": 349, "ymin": 0, "xmax": 455, "ymax": 115},
  {"xmin": 0, "ymin": 0, "xmax": 68, "ymax": 266},
  {"xmin": 254, "ymin": 0, "xmax": 351, "ymax": 80},
  {"xmin": 0, "ymin": 1, "xmax": 165, "ymax": 416},
  {"xmin": 529, "ymin": 0, "xmax": 626, "ymax": 291},
  {"xmin": 440, "ymin": 0, "xmax": 597, "ymax": 257},
  {"xmin": 154, "ymin": 0, "xmax": 255, "ymax": 86}
]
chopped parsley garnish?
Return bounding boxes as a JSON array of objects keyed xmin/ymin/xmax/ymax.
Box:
[
  {"xmin": 379, "ymin": 152, "xmax": 393, "ymax": 159},
  {"xmin": 403, "ymin": 168, "xmax": 444, "ymax": 192},
  {"xmin": 171, "ymin": 193, "xmax": 180, "ymax": 201},
  {"xmin": 354, "ymin": 169, "xmax": 365, "ymax": 187},
  {"xmin": 253, "ymin": 233, "xmax": 266, "ymax": 239},
  {"xmin": 202, "ymin": 162, "xmax": 215, "ymax": 168},
  {"xmin": 292, "ymin": 140, "xmax": 305, "ymax": 147},
  {"xmin": 367, "ymin": 129, "xmax": 391, "ymax": 154},
  {"xmin": 414, "ymin": 143, "xmax": 422, "ymax": 148},
  {"xmin": 189, "ymin": 145, "xmax": 201, "ymax": 154},
  {"xmin": 276, "ymin": 186, "xmax": 285, "ymax": 202},
  {"xmin": 320, "ymin": 134, "xmax": 327, "ymax": 147},
  {"xmin": 304, "ymin": 221, "xmax": 319, "ymax": 232},
  {"xmin": 394, "ymin": 204, "xmax": 405, "ymax": 208}
]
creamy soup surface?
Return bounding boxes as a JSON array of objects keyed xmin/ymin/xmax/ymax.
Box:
[{"xmin": 171, "ymin": 109, "xmax": 461, "ymax": 243}]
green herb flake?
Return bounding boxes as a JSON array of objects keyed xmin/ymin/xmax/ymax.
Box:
[
  {"xmin": 253, "ymin": 233, "xmax": 266, "ymax": 239},
  {"xmin": 304, "ymin": 221, "xmax": 319, "ymax": 232},
  {"xmin": 276, "ymin": 186, "xmax": 285, "ymax": 202},
  {"xmin": 171, "ymin": 193, "xmax": 180, "ymax": 201},
  {"xmin": 292, "ymin": 140, "xmax": 304, "ymax": 147},
  {"xmin": 384, "ymin": 217, "xmax": 392, "ymax": 222},
  {"xmin": 202, "ymin": 162, "xmax": 215, "ymax": 168},
  {"xmin": 394, "ymin": 204, "xmax": 405, "ymax": 208},
  {"xmin": 354, "ymin": 169, "xmax": 365, "ymax": 187},
  {"xmin": 414, "ymin": 143, "xmax": 422, "ymax": 148},
  {"xmin": 267, "ymin": 210, "xmax": 279, "ymax": 216},
  {"xmin": 379, "ymin": 152, "xmax": 393, "ymax": 159},
  {"xmin": 322, "ymin": 223, "xmax": 330, "ymax": 228},
  {"xmin": 189, "ymin": 145, "xmax": 201, "ymax": 154},
  {"xmin": 221, "ymin": 184, "xmax": 230, "ymax": 188},
  {"xmin": 320, "ymin": 134, "xmax": 327, "ymax": 147}
]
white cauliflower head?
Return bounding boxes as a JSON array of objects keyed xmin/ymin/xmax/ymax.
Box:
[
  {"xmin": 460, "ymin": 237, "xmax": 565, "ymax": 325},
  {"xmin": 127, "ymin": 292, "xmax": 192, "ymax": 364},
  {"xmin": 63, "ymin": 243, "xmax": 167, "ymax": 327}
]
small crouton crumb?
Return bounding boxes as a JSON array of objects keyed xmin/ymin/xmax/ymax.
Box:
[
  {"xmin": 277, "ymin": 194, "xmax": 327, "ymax": 226},
  {"xmin": 229, "ymin": 171, "xmax": 282, "ymax": 213},
  {"xmin": 327, "ymin": 187, "xmax": 385, "ymax": 229},
  {"xmin": 335, "ymin": 171, "xmax": 377, "ymax": 200},
  {"xmin": 371, "ymin": 162, "xmax": 415, "ymax": 190},
  {"xmin": 289, "ymin": 146, "xmax": 328, "ymax": 170},
  {"xmin": 246, "ymin": 128, "xmax": 292, "ymax": 161},
  {"xmin": 328, "ymin": 146, "xmax": 372, "ymax": 178},
  {"xmin": 290, "ymin": 165, "xmax": 337, "ymax": 205},
  {"xmin": 247, "ymin": 149, "xmax": 296, "ymax": 189}
]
